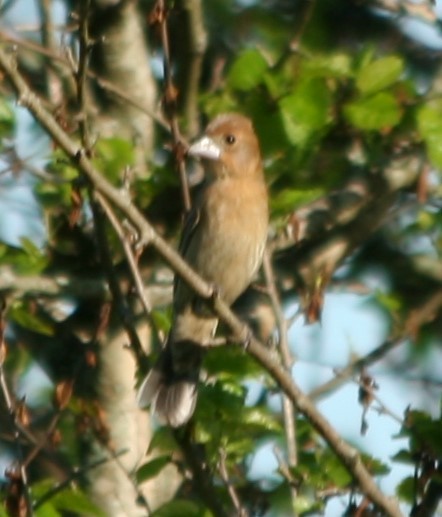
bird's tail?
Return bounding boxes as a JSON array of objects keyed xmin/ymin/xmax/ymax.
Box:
[{"xmin": 137, "ymin": 342, "xmax": 202, "ymax": 428}]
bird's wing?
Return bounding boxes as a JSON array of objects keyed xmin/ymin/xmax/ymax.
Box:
[{"xmin": 172, "ymin": 200, "xmax": 201, "ymax": 299}]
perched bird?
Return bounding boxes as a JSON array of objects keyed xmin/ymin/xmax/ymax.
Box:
[{"xmin": 137, "ymin": 113, "xmax": 268, "ymax": 427}]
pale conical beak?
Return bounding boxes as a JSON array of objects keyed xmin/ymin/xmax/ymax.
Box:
[{"xmin": 188, "ymin": 136, "xmax": 221, "ymax": 160}]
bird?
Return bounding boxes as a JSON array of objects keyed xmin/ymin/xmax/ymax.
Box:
[{"xmin": 137, "ymin": 113, "xmax": 268, "ymax": 427}]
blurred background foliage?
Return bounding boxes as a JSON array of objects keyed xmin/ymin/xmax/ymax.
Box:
[{"xmin": 1, "ymin": 0, "xmax": 442, "ymax": 516}]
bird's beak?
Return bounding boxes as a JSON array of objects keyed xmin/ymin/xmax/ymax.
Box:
[{"xmin": 188, "ymin": 136, "xmax": 221, "ymax": 161}]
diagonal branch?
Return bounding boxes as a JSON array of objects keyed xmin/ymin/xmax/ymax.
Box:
[{"xmin": 0, "ymin": 46, "xmax": 403, "ymax": 517}]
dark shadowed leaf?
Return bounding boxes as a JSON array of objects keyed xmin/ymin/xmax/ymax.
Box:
[
  {"xmin": 136, "ymin": 455, "xmax": 172, "ymax": 483},
  {"xmin": 151, "ymin": 500, "xmax": 211, "ymax": 517}
]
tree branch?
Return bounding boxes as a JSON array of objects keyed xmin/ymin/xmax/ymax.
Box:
[{"xmin": 0, "ymin": 46, "xmax": 403, "ymax": 517}]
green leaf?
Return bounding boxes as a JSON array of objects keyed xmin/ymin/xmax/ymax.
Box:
[
  {"xmin": 344, "ymin": 92, "xmax": 401, "ymax": 131},
  {"xmin": 293, "ymin": 495, "xmax": 323, "ymax": 515},
  {"xmin": 417, "ymin": 100, "xmax": 442, "ymax": 169},
  {"xmin": 356, "ymin": 56, "xmax": 404, "ymax": 95},
  {"xmin": 9, "ymin": 301, "xmax": 54, "ymax": 336},
  {"xmin": 227, "ymin": 49, "xmax": 268, "ymax": 91},
  {"xmin": 305, "ymin": 53, "xmax": 352, "ymax": 79},
  {"xmin": 33, "ymin": 479, "xmax": 105, "ymax": 516},
  {"xmin": 240, "ymin": 407, "xmax": 281, "ymax": 432},
  {"xmin": 51, "ymin": 489, "xmax": 105, "ymax": 516},
  {"xmin": 396, "ymin": 476, "xmax": 415, "ymax": 504},
  {"xmin": 148, "ymin": 427, "xmax": 179, "ymax": 455},
  {"xmin": 136, "ymin": 455, "xmax": 171, "ymax": 483},
  {"xmin": 279, "ymin": 78, "xmax": 331, "ymax": 148},
  {"xmin": 0, "ymin": 238, "xmax": 49, "ymax": 275},
  {"xmin": 203, "ymin": 346, "xmax": 261, "ymax": 378},
  {"xmin": 0, "ymin": 98, "xmax": 15, "ymax": 137},
  {"xmin": 391, "ymin": 449, "xmax": 414, "ymax": 464},
  {"xmin": 150, "ymin": 309, "xmax": 172, "ymax": 334},
  {"xmin": 93, "ymin": 137, "xmax": 135, "ymax": 183},
  {"xmin": 361, "ymin": 453, "xmax": 390, "ymax": 477},
  {"xmin": 46, "ymin": 149, "xmax": 78, "ymax": 180},
  {"xmin": 270, "ymin": 188, "xmax": 324, "ymax": 217},
  {"xmin": 35, "ymin": 503, "xmax": 61, "ymax": 517},
  {"xmin": 151, "ymin": 500, "xmax": 210, "ymax": 517}
]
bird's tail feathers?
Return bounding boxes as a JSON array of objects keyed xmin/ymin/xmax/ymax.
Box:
[
  {"xmin": 137, "ymin": 343, "xmax": 201, "ymax": 428},
  {"xmin": 137, "ymin": 369, "xmax": 198, "ymax": 428}
]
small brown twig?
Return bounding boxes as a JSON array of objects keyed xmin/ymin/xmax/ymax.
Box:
[
  {"xmin": 262, "ymin": 249, "xmax": 298, "ymax": 509},
  {"xmin": 0, "ymin": 299, "xmax": 34, "ymax": 516},
  {"xmin": 76, "ymin": 0, "xmax": 92, "ymax": 152},
  {"xmin": 33, "ymin": 449, "xmax": 128, "ymax": 510},
  {"xmin": 90, "ymin": 196, "xmax": 146, "ymax": 364},
  {"xmin": 173, "ymin": 431, "xmax": 228, "ymax": 517},
  {"xmin": 0, "ymin": 30, "xmax": 168, "ymax": 130},
  {"xmin": 218, "ymin": 448, "xmax": 249, "ymax": 517},
  {"xmin": 152, "ymin": 0, "xmax": 191, "ymax": 213},
  {"xmin": 289, "ymin": 0, "xmax": 317, "ymax": 52},
  {"xmin": 97, "ymin": 192, "xmax": 165, "ymax": 345}
]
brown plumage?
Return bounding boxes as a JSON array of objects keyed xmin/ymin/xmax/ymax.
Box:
[{"xmin": 137, "ymin": 113, "xmax": 268, "ymax": 427}]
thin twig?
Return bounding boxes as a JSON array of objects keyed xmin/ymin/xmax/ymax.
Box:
[
  {"xmin": 96, "ymin": 440, "xmax": 152, "ymax": 515},
  {"xmin": 154, "ymin": 0, "xmax": 191, "ymax": 212},
  {"xmin": 90, "ymin": 195, "xmax": 146, "ymax": 364},
  {"xmin": 262, "ymin": 250, "xmax": 298, "ymax": 509},
  {"xmin": 97, "ymin": 192, "xmax": 164, "ymax": 344},
  {"xmin": 0, "ymin": 30, "xmax": 168, "ymax": 130},
  {"xmin": 33, "ymin": 449, "xmax": 128, "ymax": 510},
  {"xmin": 0, "ymin": 300, "xmax": 34, "ymax": 516},
  {"xmin": 309, "ymin": 289, "xmax": 442, "ymax": 401},
  {"xmin": 308, "ymin": 337, "xmax": 406, "ymax": 401},
  {"xmin": 218, "ymin": 448, "xmax": 248, "ymax": 517},
  {"xmin": 76, "ymin": 0, "xmax": 92, "ymax": 151},
  {"xmin": 174, "ymin": 431, "xmax": 228, "ymax": 517},
  {"xmin": 273, "ymin": 446, "xmax": 297, "ymax": 490},
  {"xmin": 289, "ymin": 0, "xmax": 317, "ymax": 51}
]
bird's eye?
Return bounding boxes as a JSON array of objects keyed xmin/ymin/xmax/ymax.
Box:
[{"xmin": 225, "ymin": 134, "xmax": 236, "ymax": 145}]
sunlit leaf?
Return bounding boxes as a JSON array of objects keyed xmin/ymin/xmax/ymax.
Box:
[
  {"xmin": 35, "ymin": 503, "xmax": 61, "ymax": 517},
  {"xmin": 0, "ymin": 238, "xmax": 49, "ymax": 275},
  {"xmin": 305, "ymin": 53, "xmax": 352, "ymax": 78},
  {"xmin": 344, "ymin": 92, "xmax": 401, "ymax": 130},
  {"xmin": 151, "ymin": 309, "xmax": 172, "ymax": 334},
  {"xmin": 9, "ymin": 301, "xmax": 54, "ymax": 336},
  {"xmin": 50, "ymin": 488, "xmax": 105, "ymax": 516},
  {"xmin": 240, "ymin": 407, "xmax": 281, "ymax": 432},
  {"xmin": 279, "ymin": 78, "xmax": 331, "ymax": 147},
  {"xmin": 417, "ymin": 100, "xmax": 442, "ymax": 169},
  {"xmin": 228, "ymin": 49, "xmax": 268, "ymax": 91},
  {"xmin": 270, "ymin": 188, "xmax": 324, "ymax": 216},
  {"xmin": 93, "ymin": 137, "xmax": 135, "ymax": 183},
  {"xmin": 356, "ymin": 56, "xmax": 404, "ymax": 95}
]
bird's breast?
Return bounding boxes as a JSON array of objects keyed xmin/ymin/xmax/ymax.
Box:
[{"xmin": 189, "ymin": 177, "xmax": 268, "ymax": 304}]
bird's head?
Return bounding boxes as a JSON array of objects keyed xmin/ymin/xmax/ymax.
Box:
[{"xmin": 188, "ymin": 113, "xmax": 263, "ymax": 181}]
